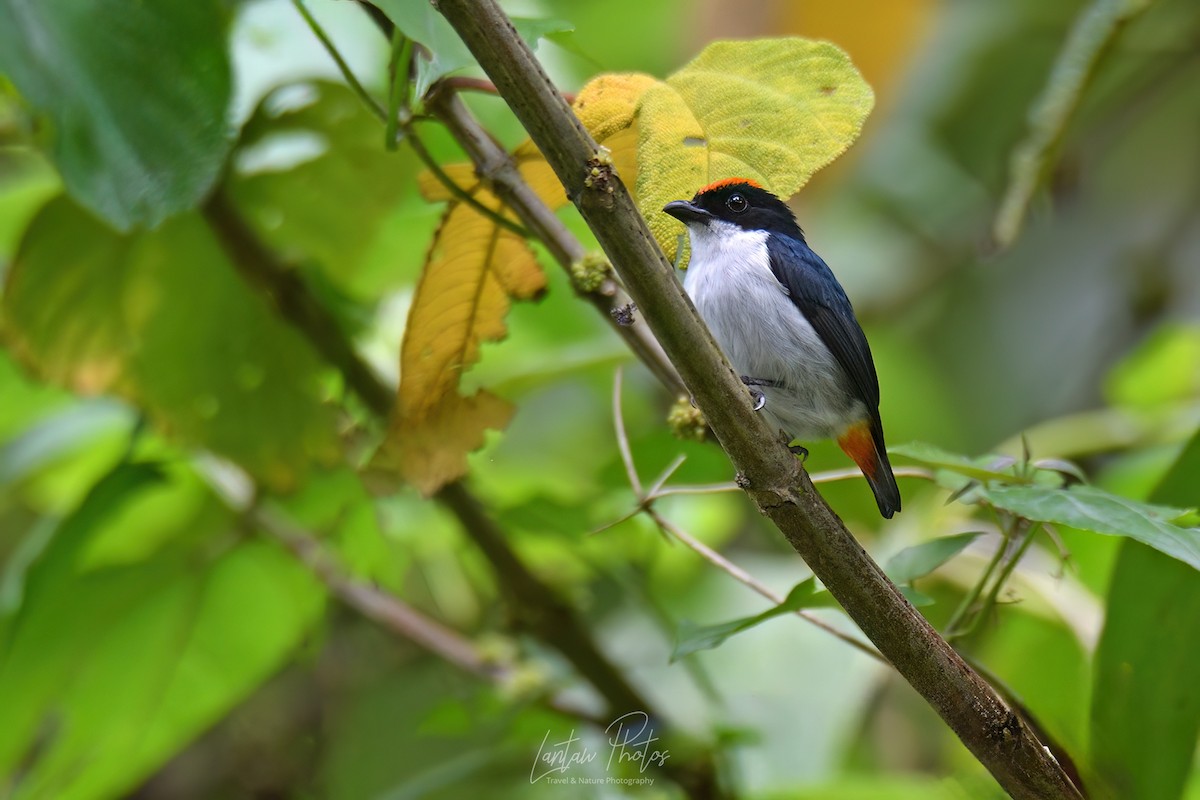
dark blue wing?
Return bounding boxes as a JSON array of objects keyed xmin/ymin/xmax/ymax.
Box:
[{"xmin": 766, "ymin": 234, "xmax": 880, "ymax": 410}]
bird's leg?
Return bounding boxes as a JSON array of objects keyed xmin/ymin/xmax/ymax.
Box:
[
  {"xmin": 788, "ymin": 444, "xmax": 809, "ymax": 463},
  {"xmin": 739, "ymin": 376, "xmax": 782, "ymax": 412}
]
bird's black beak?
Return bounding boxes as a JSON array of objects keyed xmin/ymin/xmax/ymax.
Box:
[{"xmin": 663, "ymin": 199, "xmax": 712, "ymax": 225}]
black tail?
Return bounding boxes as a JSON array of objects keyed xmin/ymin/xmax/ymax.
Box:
[
  {"xmin": 866, "ymin": 418, "xmax": 901, "ymax": 518},
  {"xmin": 838, "ymin": 417, "xmax": 901, "ymax": 519}
]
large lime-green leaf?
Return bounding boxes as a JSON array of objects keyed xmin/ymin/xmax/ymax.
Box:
[
  {"xmin": 2, "ymin": 197, "xmax": 340, "ymax": 489},
  {"xmin": 1104, "ymin": 322, "xmax": 1200, "ymax": 409},
  {"xmin": 641, "ymin": 39, "xmax": 874, "ymax": 261},
  {"xmin": 1090, "ymin": 432, "xmax": 1200, "ymax": 800},
  {"xmin": 0, "ymin": 0, "xmax": 232, "ymax": 230},
  {"xmin": 981, "ymin": 484, "xmax": 1199, "ymax": 571},
  {"xmin": 0, "ymin": 462, "xmax": 325, "ymax": 800}
]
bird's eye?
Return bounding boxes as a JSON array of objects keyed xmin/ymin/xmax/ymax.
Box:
[{"xmin": 726, "ymin": 193, "xmax": 749, "ymax": 213}]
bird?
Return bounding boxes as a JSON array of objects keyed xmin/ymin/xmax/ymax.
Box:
[{"xmin": 663, "ymin": 178, "xmax": 901, "ymax": 518}]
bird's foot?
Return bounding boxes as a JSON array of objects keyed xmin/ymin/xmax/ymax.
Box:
[
  {"xmin": 740, "ymin": 376, "xmax": 782, "ymax": 411},
  {"xmin": 788, "ymin": 444, "xmax": 809, "ymax": 463}
]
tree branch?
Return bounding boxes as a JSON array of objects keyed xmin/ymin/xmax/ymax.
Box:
[
  {"xmin": 430, "ymin": 2, "xmax": 1083, "ymax": 797},
  {"xmin": 253, "ymin": 504, "xmax": 606, "ymax": 726}
]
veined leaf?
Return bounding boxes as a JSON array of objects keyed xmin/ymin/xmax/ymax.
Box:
[
  {"xmin": 641, "ymin": 39, "xmax": 874, "ymax": 262},
  {"xmin": 890, "ymin": 441, "xmax": 1037, "ymax": 487},
  {"xmin": 805, "ymin": 536, "xmax": 980, "ymax": 612},
  {"xmin": 373, "ymin": 186, "xmax": 546, "ymax": 495},
  {"xmin": 672, "ymin": 578, "xmax": 817, "ymax": 661},
  {"xmin": 886, "ymin": 531, "xmax": 984, "ymax": 585},
  {"xmin": 0, "ymin": 0, "xmax": 232, "ymax": 230},
  {"xmin": 982, "ymin": 484, "xmax": 1200, "ymax": 571}
]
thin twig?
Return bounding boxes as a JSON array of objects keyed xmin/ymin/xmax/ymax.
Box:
[
  {"xmin": 957, "ymin": 522, "xmax": 1042, "ymax": 642},
  {"xmin": 612, "ymin": 367, "xmax": 643, "ymax": 495},
  {"xmin": 253, "ymin": 505, "xmax": 603, "ymax": 725},
  {"xmin": 609, "ymin": 370, "xmax": 885, "ymax": 664},
  {"xmin": 384, "ymin": 29, "xmax": 412, "ymax": 150},
  {"xmin": 403, "ymin": 120, "xmax": 531, "ymax": 237},
  {"xmin": 649, "ymin": 510, "xmax": 885, "ymax": 665},
  {"xmin": 291, "ymin": 0, "xmax": 387, "ymax": 122},
  {"xmin": 650, "ymin": 465, "xmax": 934, "ymax": 499},
  {"xmin": 291, "ymin": 0, "xmax": 530, "ymax": 237}
]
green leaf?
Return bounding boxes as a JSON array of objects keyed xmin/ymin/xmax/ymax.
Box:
[
  {"xmin": 1090, "ymin": 431, "xmax": 1200, "ymax": 800},
  {"xmin": 672, "ymin": 578, "xmax": 817, "ymax": 661},
  {"xmin": 0, "ymin": 0, "xmax": 233, "ymax": 230},
  {"xmin": 885, "ymin": 531, "xmax": 983, "ymax": 585},
  {"xmin": 981, "ymin": 484, "xmax": 1200, "ymax": 572},
  {"xmin": 228, "ymin": 82, "xmax": 426, "ymax": 299},
  {"xmin": 890, "ymin": 441, "xmax": 1034, "ymax": 486},
  {"xmin": 372, "ymin": 1, "xmax": 572, "ymax": 98},
  {"xmin": 0, "ymin": 463, "xmax": 325, "ymax": 800},
  {"xmin": 1105, "ymin": 322, "xmax": 1200, "ymax": 409},
  {"xmin": 641, "ymin": 38, "xmax": 874, "ymax": 262},
  {"xmin": 2, "ymin": 196, "xmax": 340, "ymax": 490}
]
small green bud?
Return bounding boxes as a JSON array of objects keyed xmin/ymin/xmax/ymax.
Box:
[
  {"xmin": 570, "ymin": 251, "xmax": 612, "ymax": 293},
  {"xmin": 667, "ymin": 396, "xmax": 707, "ymax": 442}
]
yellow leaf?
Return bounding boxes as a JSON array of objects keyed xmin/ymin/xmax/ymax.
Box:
[
  {"xmin": 375, "ymin": 190, "xmax": 546, "ymax": 494},
  {"xmin": 574, "ymin": 73, "xmax": 658, "ymax": 141},
  {"xmin": 417, "ymin": 163, "xmax": 478, "ymax": 202},
  {"xmin": 639, "ymin": 38, "xmax": 874, "ymax": 262},
  {"xmin": 378, "ymin": 389, "xmax": 513, "ymax": 496}
]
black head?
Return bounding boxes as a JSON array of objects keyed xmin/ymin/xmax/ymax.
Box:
[{"xmin": 663, "ymin": 179, "xmax": 803, "ymax": 238}]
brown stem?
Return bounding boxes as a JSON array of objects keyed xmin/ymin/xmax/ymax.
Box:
[{"xmin": 429, "ymin": 1, "xmax": 1083, "ymax": 797}]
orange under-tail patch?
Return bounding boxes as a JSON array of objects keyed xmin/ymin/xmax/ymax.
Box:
[
  {"xmin": 837, "ymin": 422, "xmax": 878, "ymax": 478},
  {"xmin": 698, "ymin": 177, "xmax": 762, "ymax": 194}
]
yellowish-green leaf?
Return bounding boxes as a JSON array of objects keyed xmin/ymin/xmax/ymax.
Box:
[
  {"xmin": 1105, "ymin": 322, "xmax": 1200, "ymax": 410},
  {"xmin": 640, "ymin": 38, "xmax": 874, "ymax": 262},
  {"xmin": 374, "ymin": 192, "xmax": 546, "ymax": 495}
]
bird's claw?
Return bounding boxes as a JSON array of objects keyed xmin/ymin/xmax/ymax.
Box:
[
  {"xmin": 740, "ymin": 375, "xmax": 777, "ymax": 412},
  {"xmin": 788, "ymin": 444, "xmax": 809, "ymax": 463}
]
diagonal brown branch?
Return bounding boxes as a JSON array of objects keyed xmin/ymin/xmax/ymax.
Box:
[{"xmin": 428, "ymin": 2, "xmax": 1084, "ymax": 797}]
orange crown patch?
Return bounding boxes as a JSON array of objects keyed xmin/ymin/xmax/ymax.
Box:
[{"xmin": 697, "ymin": 177, "xmax": 762, "ymax": 195}]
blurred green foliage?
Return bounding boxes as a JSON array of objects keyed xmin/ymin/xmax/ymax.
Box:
[{"xmin": 0, "ymin": 0, "xmax": 1197, "ymax": 798}]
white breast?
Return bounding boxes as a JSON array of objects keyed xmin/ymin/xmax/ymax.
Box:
[{"xmin": 681, "ymin": 220, "xmax": 864, "ymax": 441}]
